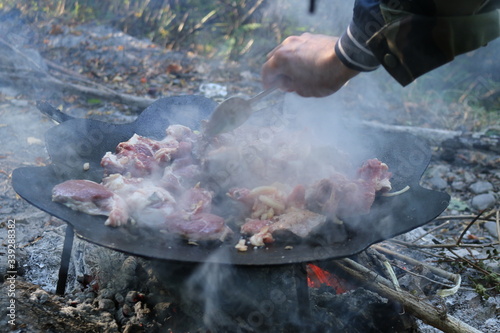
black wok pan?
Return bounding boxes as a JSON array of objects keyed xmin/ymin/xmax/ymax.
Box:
[{"xmin": 12, "ymin": 96, "xmax": 450, "ymax": 265}]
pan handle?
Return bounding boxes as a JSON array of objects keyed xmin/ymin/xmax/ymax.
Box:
[{"xmin": 36, "ymin": 100, "xmax": 75, "ymax": 123}]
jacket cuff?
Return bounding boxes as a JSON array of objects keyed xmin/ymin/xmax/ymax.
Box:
[{"xmin": 335, "ymin": 21, "xmax": 380, "ymax": 72}]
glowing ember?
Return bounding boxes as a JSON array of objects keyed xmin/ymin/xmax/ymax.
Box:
[{"xmin": 306, "ymin": 263, "xmax": 352, "ymax": 293}]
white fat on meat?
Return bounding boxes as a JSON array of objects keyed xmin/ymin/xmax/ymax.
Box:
[
  {"xmin": 100, "ymin": 127, "xmax": 197, "ymax": 178},
  {"xmin": 242, "ymin": 208, "xmax": 327, "ymax": 247},
  {"xmin": 165, "ymin": 124, "xmax": 196, "ymax": 141},
  {"xmin": 102, "ymin": 174, "xmax": 177, "ymax": 227},
  {"xmin": 357, "ymin": 159, "xmax": 392, "ymax": 192},
  {"xmin": 268, "ymin": 208, "xmax": 327, "ymax": 238},
  {"xmin": 233, "ymin": 184, "xmax": 326, "ymax": 246}
]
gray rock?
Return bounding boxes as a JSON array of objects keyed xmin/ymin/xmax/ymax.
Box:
[
  {"xmin": 451, "ymin": 180, "xmax": 467, "ymax": 191},
  {"xmin": 471, "ymin": 193, "xmax": 496, "ymax": 211},
  {"xmin": 463, "ymin": 171, "xmax": 477, "ymax": 183},
  {"xmin": 427, "ymin": 165, "xmax": 450, "ymax": 178},
  {"xmin": 98, "ymin": 298, "xmax": 116, "ymax": 311},
  {"xmin": 483, "ymin": 318, "xmax": 500, "ymax": 332},
  {"xmin": 484, "ymin": 260, "xmax": 500, "ymax": 274},
  {"xmin": 483, "ymin": 222, "xmax": 499, "ymax": 238},
  {"xmin": 469, "ymin": 181, "xmax": 494, "ymax": 194},
  {"xmin": 453, "ymin": 248, "xmax": 480, "ymax": 258},
  {"xmin": 429, "ymin": 176, "xmax": 448, "ymax": 190},
  {"xmin": 0, "ymin": 86, "xmax": 19, "ymax": 96}
]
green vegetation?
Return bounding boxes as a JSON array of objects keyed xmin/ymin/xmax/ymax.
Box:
[{"xmin": 401, "ymin": 48, "xmax": 500, "ymax": 131}]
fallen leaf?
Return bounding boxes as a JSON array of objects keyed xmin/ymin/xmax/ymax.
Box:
[
  {"xmin": 35, "ymin": 157, "xmax": 47, "ymax": 166},
  {"xmin": 50, "ymin": 24, "xmax": 64, "ymax": 35},
  {"xmin": 166, "ymin": 64, "xmax": 183, "ymax": 74}
]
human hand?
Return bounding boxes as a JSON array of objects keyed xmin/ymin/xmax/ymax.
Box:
[{"xmin": 261, "ymin": 33, "xmax": 360, "ymax": 97}]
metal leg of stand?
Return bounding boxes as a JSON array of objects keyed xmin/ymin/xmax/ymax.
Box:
[
  {"xmin": 56, "ymin": 224, "xmax": 74, "ymax": 295},
  {"xmin": 294, "ymin": 263, "xmax": 311, "ymax": 321}
]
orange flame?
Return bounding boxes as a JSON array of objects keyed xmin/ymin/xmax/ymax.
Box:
[{"xmin": 306, "ymin": 263, "xmax": 351, "ymax": 294}]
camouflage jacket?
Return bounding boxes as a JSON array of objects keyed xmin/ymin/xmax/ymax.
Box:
[{"xmin": 334, "ymin": 0, "xmax": 500, "ymax": 86}]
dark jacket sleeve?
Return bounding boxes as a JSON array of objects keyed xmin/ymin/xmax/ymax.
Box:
[
  {"xmin": 335, "ymin": 0, "xmax": 500, "ymax": 86},
  {"xmin": 335, "ymin": 0, "xmax": 384, "ymax": 72}
]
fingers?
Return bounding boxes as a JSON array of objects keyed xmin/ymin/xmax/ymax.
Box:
[
  {"xmin": 274, "ymin": 74, "xmax": 295, "ymax": 92},
  {"xmin": 262, "ymin": 33, "xmax": 350, "ymax": 97},
  {"xmin": 266, "ymin": 35, "xmax": 300, "ymax": 59},
  {"xmin": 262, "ymin": 42, "xmax": 298, "ymax": 91},
  {"xmin": 261, "ymin": 53, "xmax": 292, "ymax": 91},
  {"xmin": 266, "ymin": 44, "xmax": 281, "ymax": 60}
]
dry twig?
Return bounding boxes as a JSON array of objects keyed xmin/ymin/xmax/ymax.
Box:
[
  {"xmin": 389, "ymin": 239, "xmax": 499, "ymax": 249},
  {"xmin": 456, "ymin": 210, "xmax": 485, "ymax": 245},
  {"xmin": 435, "ymin": 213, "xmax": 496, "ymax": 222},
  {"xmin": 373, "ymin": 245, "xmax": 462, "ymax": 297},
  {"xmin": 332, "ymin": 258, "xmax": 483, "ymax": 333},
  {"xmin": 496, "ymin": 210, "xmax": 500, "ymax": 243}
]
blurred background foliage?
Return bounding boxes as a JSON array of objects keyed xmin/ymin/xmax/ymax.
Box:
[
  {"xmin": 0, "ymin": 0, "xmax": 498, "ymax": 130},
  {"xmin": 0, "ymin": 0, "xmax": 350, "ymax": 61}
]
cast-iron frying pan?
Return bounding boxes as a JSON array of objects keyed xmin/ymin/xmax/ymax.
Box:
[{"xmin": 12, "ymin": 96, "xmax": 450, "ymax": 265}]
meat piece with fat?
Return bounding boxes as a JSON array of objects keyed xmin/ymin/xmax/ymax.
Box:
[
  {"xmin": 101, "ymin": 125, "xmax": 199, "ymax": 178},
  {"xmin": 166, "ymin": 124, "xmax": 197, "ymax": 142},
  {"xmin": 166, "ymin": 212, "xmax": 233, "ymax": 241},
  {"xmin": 52, "ymin": 179, "xmax": 129, "ymax": 226},
  {"xmin": 228, "ymin": 184, "xmax": 306, "ymax": 220},
  {"xmin": 357, "ymin": 158, "xmax": 392, "ymax": 192},
  {"xmin": 101, "ymin": 134, "xmax": 168, "ymax": 177},
  {"xmin": 102, "ymin": 174, "xmax": 177, "ymax": 227},
  {"xmin": 177, "ymin": 184, "xmax": 213, "ymax": 215},
  {"xmin": 306, "ymin": 158, "xmax": 392, "ymax": 218},
  {"xmin": 240, "ymin": 218, "xmax": 273, "ymax": 235},
  {"xmin": 239, "ymin": 208, "xmax": 327, "ymax": 246},
  {"xmin": 268, "ymin": 208, "xmax": 327, "ymax": 238}
]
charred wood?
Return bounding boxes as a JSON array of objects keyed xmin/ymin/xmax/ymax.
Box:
[{"xmin": 361, "ymin": 120, "xmax": 500, "ymax": 154}]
